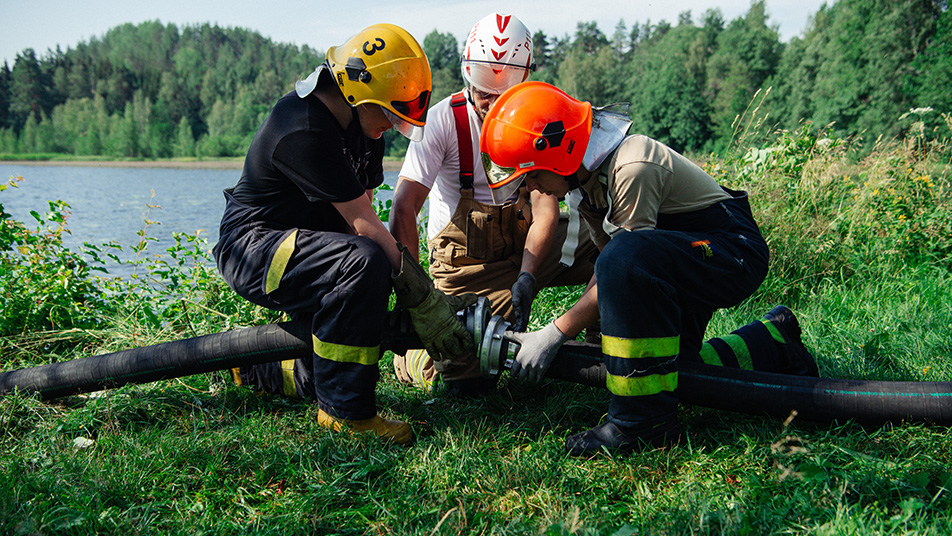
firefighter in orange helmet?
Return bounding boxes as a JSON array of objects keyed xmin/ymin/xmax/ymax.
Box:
[{"xmin": 480, "ymin": 82, "xmax": 818, "ymax": 456}]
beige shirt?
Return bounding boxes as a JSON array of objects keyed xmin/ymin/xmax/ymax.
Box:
[{"xmin": 576, "ymin": 135, "xmax": 731, "ymax": 248}]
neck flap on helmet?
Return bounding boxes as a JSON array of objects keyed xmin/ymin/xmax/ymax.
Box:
[
  {"xmin": 295, "ymin": 62, "xmax": 333, "ymax": 98},
  {"xmin": 581, "ymin": 103, "xmax": 633, "ymax": 171}
]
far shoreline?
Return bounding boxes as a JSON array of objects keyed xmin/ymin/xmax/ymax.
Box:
[{"xmin": 0, "ymin": 158, "xmax": 404, "ymax": 172}]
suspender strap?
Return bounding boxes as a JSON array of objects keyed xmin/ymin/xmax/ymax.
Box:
[
  {"xmin": 560, "ymin": 190, "xmax": 583, "ymax": 267},
  {"xmin": 450, "ymin": 91, "xmax": 474, "ymax": 191}
]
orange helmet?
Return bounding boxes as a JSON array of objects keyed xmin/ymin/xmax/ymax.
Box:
[{"xmin": 480, "ymin": 82, "xmax": 592, "ymax": 203}]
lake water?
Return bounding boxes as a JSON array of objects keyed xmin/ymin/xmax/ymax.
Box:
[{"xmin": 0, "ymin": 163, "xmax": 400, "ymax": 277}]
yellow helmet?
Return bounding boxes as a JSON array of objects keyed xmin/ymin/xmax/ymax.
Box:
[{"xmin": 326, "ymin": 23, "xmax": 432, "ymax": 141}]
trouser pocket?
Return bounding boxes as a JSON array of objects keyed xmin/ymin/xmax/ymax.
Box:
[{"xmin": 465, "ymin": 209, "xmax": 493, "ymax": 260}]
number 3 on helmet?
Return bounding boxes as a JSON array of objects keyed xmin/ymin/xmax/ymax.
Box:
[{"xmin": 326, "ymin": 23, "xmax": 432, "ymax": 141}]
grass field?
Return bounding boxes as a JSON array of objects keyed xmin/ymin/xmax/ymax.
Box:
[{"xmin": 2, "ymin": 123, "xmax": 952, "ymax": 534}]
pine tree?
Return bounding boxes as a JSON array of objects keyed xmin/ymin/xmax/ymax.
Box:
[
  {"xmin": 0, "ymin": 62, "xmax": 11, "ymax": 129},
  {"xmin": 9, "ymin": 49, "xmax": 51, "ymax": 132}
]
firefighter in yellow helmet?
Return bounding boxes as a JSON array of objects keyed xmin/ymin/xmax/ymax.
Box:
[
  {"xmin": 213, "ymin": 24, "xmax": 476, "ymax": 446},
  {"xmin": 480, "ymin": 82, "xmax": 818, "ymax": 456}
]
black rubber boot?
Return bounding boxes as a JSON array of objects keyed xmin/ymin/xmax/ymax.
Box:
[
  {"xmin": 565, "ymin": 420, "xmax": 683, "ymax": 457},
  {"xmin": 763, "ymin": 305, "xmax": 820, "ymax": 377}
]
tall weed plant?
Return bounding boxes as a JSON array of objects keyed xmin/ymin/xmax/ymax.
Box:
[
  {"xmin": 0, "ymin": 176, "xmax": 107, "ymax": 364},
  {"xmin": 707, "ymin": 110, "xmax": 952, "ymax": 304},
  {"xmin": 81, "ymin": 228, "xmax": 284, "ymax": 354}
]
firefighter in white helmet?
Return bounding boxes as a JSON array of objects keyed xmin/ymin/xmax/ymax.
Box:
[{"xmin": 389, "ymin": 14, "xmax": 598, "ymax": 395}]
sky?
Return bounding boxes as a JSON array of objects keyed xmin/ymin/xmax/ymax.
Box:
[{"xmin": 1, "ymin": 0, "xmax": 831, "ymax": 67}]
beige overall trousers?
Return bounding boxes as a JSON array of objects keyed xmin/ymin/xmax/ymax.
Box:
[{"xmin": 394, "ymin": 188, "xmax": 597, "ymax": 385}]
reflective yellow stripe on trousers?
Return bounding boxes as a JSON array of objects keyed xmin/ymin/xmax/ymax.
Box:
[
  {"xmin": 760, "ymin": 318, "xmax": 786, "ymax": 344},
  {"xmin": 603, "ymin": 334, "xmax": 679, "ymax": 397},
  {"xmin": 281, "ymin": 359, "xmax": 298, "ymax": 397},
  {"xmin": 266, "ymin": 229, "xmax": 298, "ymax": 294},
  {"xmin": 717, "ymin": 334, "xmax": 754, "ymax": 370},
  {"xmin": 312, "ymin": 335, "xmax": 380, "ymax": 366}
]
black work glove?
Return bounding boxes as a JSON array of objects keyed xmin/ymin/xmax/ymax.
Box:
[
  {"xmin": 510, "ymin": 271, "xmax": 536, "ymax": 332},
  {"xmin": 387, "ymin": 307, "xmax": 412, "ymax": 333}
]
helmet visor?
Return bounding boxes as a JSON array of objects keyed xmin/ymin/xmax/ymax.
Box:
[
  {"xmin": 463, "ymin": 60, "xmax": 532, "ymax": 94},
  {"xmin": 481, "ymin": 151, "xmax": 526, "ymax": 204},
  {"xmin": 390, "ymin": 90, "xmax": 430, "ymax": 124},
  {"xmin": 383, "ymin": 107, "xmax": 425, "ymax": 142}
]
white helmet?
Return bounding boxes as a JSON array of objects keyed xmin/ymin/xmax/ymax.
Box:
[{"xmin": 461, "ymin": 13, "xmax": 535, "ymax": 94}]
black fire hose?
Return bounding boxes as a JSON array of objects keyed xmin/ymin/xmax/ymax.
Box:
[
  {"xmin": 0, "ymin": 318, "xmax": 422, "ymax": 401},
  {"xmin": 550, "ymin": 341, "xmax": 952, "ymax": 426},
  {"xmin": 1, "ymin": 317, "xmax": 950, "ymax": 427}
]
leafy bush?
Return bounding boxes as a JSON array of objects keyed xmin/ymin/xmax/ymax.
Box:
[
  {"xmin": 1, "ymin": 177, "xmax": 283, "ymax": 364},
  {"xmin": 81, "ymin": 227, "xmax": 284, "ymax": 350},
  {"xmin": 0, "ymin": 176, "xmax": 106, "ymax": 340}
]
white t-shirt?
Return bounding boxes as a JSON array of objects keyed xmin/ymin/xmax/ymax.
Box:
[{"xmin": 398, "ymin": 93, "xmax": 504, "ymax": 240}]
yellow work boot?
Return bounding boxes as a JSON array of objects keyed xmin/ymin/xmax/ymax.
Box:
[{"xmin": 317, "ymin": 409, "xmax": 414, "ymax": 446}]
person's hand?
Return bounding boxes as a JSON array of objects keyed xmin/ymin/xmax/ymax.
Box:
[
  {"xmin": 509, "ymin": 271, "xmax": 536, "ymax": 332},
  {"xmin": 407, "ymin": 289, "xmax": 477, "ymax": 361},
  {"xmin": 504, "ymin": 322, "xmax": 569, "ymax": 383},
  {"xmin": 391, "ymin": 243, "xmax": 477, "ymax": 361}
]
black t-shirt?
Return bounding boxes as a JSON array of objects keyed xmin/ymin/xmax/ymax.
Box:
[{"xmin": 220, "ymin": 91, "xmax": 385, "ymax": 235}]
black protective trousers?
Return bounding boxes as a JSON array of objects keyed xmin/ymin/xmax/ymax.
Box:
[
  {"xmin": 215, "ymin": 211, "xmax": 391, "ymax": 420},
  {"xmin": 595, "ymin": 189, "xmax": 770, "ymax": 429}
]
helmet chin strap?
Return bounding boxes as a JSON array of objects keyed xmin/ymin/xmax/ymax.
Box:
[
  {"xmin": 464, "ymin": 86, "xmax": 476, "ymax": 108},
  {"xmin": 464, "ymin": 85, "xmax": 489, "ymax": 113},
  {"xmin": 566, "ymin": 172, "xmax": 581, "ymax": 190},
  {"xmin": 463, "ymin": 86, "xmax": 489, "ymax": 122}
]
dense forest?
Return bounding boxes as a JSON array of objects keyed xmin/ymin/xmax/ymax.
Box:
[{"xmin": 0, "ymin": 0, "xmax": 949, "ymax": 159}]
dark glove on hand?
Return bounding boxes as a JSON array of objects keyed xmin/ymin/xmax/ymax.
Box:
[
  {"xmin": 387, "ymin": 307, "xmax": 412, "ymax": 335},
  {"xmin": 392, "ymin": 243, "xmax": 477, "ymax": 361},
  {"xmin": 510, "ymin": 271, "xmax": 536, "ymax": 332}
]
